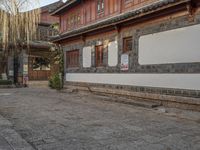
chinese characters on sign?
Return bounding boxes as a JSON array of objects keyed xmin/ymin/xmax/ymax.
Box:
[{"xmin": 121, "ymin": 54, "xmax": 129, "ymax": 71}]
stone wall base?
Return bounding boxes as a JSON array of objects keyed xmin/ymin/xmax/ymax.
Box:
[{"xmin": 64, "ymin": 82, "xmax": 200, "ymax": 111}]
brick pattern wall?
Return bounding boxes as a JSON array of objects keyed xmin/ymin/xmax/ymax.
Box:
[
  {"xmin": 64, "ymin": 13, "xmax": 200, "ymax": 74},
  {"xmin": 62, "ymin": 12, "xmax": 200, "ymax": 98}
]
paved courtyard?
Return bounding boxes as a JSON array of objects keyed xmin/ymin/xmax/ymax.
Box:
[{"xmin": 0, "ymin": 87, "xmax": 199, "ymax": 150}]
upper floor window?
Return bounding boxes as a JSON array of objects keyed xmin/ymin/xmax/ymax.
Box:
[
  {"xmin": 123, "ymin": 37, "xmax": 133, "ymax": 53},
  {"xmin": 67, "ymin": 11, "xmax": 81, "ymax": 28},
  {"xmin": 97, "ymin": 0, "xmax": 104, "ymax": 14},
  {"xmin": 66, "ymin": 50, "xmax": 80, "ymax": 68}
]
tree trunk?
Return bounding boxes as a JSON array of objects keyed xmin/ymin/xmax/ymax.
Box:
[{"xmin": 14, "ymin": 55, "xmax": 19, "ymax": 84}]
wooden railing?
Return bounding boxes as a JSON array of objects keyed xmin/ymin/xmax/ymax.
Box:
[
  {"xmin": 122, "ymin": 0, "xmax": 158, "ymax": 12},
  {"xmin": 61, "ymin": 0, "xmax": 159, "ymax": 33}
]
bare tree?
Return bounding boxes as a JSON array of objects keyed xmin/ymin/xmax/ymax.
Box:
[{"xmin": 0, "ymin": 0, "xmax": 40, "ymax": 80}]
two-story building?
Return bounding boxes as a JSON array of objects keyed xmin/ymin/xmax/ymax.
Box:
[
  {"xmin": 51, "ymin": 0, "xmax": 200, "ymax": 109},
  {"xmin": 27, "ymin": 1, "xmax": 63, "ymax": 81},
  {"xmin": 1, "ymin": 1, "xmax": 63, "ymax": 83}
]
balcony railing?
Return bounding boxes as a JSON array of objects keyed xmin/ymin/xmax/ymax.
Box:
[{"xmin": 62, "ymin": 0, "xmax": 159, "ymax": 33}]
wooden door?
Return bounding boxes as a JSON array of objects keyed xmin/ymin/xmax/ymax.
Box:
[{"xmin": 95, "ymin": 45, "xmax": 104, "ymax": 67}]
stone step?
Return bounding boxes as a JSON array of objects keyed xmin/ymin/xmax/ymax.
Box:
[
  {"xmin": 63, "ymin": 86, "xmax": 161, "ymax": 109},
  {"xmin": 95, "ymin": 94, "xmax": 161, "ymax": 108},
  {"xmin": 63, "ymin": 85, "xmax": 200, "ymax": 111},
  {"xmin": 0, "ymin": 85, "xmax": 15, "ymax": 88},
  {"xmin": 28, "ymin": 81, "xmax": 49, "ymax": 88}
]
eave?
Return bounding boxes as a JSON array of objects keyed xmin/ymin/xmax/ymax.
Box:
[
  {"xmin": 50, "ymin": 0, "xmax": 80, "ymax": 16},
  {"xmin": 51, "ymin": 0, "xmax": 192, "ymax": 43},
  {"xmin": 28, "ymin": 41, "xmax": 53, "ymax": 50}
]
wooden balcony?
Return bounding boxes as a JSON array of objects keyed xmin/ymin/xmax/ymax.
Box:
[{"xmin": 60, "ymin": 0, "xmax": 159, "ymax": 33}]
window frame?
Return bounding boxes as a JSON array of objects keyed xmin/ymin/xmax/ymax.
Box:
[
  {"xmin": 123, "ymin": 36, "xmax": 133, "ymax": 53},
  {"xmin": 97, "ymin": 0, "xmax": 104, "ymax": 14},
  {"xmin": 66, "ymin": 50, "xmax": 80, "ymax": 68}
]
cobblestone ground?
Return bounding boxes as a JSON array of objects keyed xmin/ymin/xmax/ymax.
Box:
[{"xmin": 0, "ymin": 87, "xmax": 200, "ymax": 150}]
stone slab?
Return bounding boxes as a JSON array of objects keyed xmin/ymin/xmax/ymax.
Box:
[{"xmin": 0, "ymin": 115, "xmax": 34, "ymax": 150}]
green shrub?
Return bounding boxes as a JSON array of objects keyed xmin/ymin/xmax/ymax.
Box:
[
  {"xmin": 0, "ymin": 80, "xmax": 12, "ymax": 85},
  {"xmin": 49, "ymin": 73, "xmax": 62, "ymax": 90}
]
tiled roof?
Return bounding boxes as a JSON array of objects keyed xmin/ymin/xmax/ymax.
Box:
[
  {"xmin": 50, "ymin": 0, "xmax": 79, "ymax": 15},
  {"xmin": 41, "ymin": 0, "xmax": 64, "ymax": 13},
  {"xmin": 51, "ymin": 0, "xmax": 190, "ymax": 42}
]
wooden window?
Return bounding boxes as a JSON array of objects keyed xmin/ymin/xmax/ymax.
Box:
[
  {"xmin": 67, "ymin": 11, "xmax": 81, "ymax": 29},
  {"xmin": 32, "ymin": 57, "xmax": 50, "ymax": 71},
  {"xmin": 95, "ymin": 45, "xmax": 104, "ymax": 67},
  {"xmin": 66, "ymin": 50, "xmax": 79, "ymax": 68},
  {"xmin": 123, "ymin": 37, "xmax": 133, "ymax": 53},
  {"xmin": 97, "ymin": 0, "xmax": 104, "ymax": 14}
]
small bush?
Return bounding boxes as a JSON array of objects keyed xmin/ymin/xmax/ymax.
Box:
[
  {"xmin": 0, "ymin": 80, "xmax": 12, "ymax": 85},
  {"xmin": 49, "ymin": 73, "xmax": 62, "ymax": 90}
]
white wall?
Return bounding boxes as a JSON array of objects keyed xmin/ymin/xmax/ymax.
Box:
[
  {"xmin": 108, "ymin": 41, "xmax": 118, "ymax": 67},
  {"xmin": 83, "ymin": 46, "xmax": 92, "ymax": 68},
  {"xmin": 139, "ymin": 24, "xmax": 200, "ymax": 65},
  {"xmin": 66, "ymin": 73, "xmax": 200, "ymax": 90}
]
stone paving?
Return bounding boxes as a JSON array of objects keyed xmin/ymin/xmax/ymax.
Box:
[
  {"xmin": 0, "ymin": 114, "xmax": 34, "ymax": 150},
  {"xmin": 0, "ymin": 87, "xmax": 199, "ymax": 150}
]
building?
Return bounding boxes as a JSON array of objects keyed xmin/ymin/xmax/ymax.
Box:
[
  {"xmin": 27, "ymin": 1, "xmax": 63, "ymax": 81},
  {"xmin": 1, "ymin": 1, "xmax": 63, "ymax": 83},
  {"xmin": 51, "ymin": 0, "xmax": 200, "ymax": 109}
]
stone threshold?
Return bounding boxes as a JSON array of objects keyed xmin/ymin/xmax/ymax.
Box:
[{"xmin": 0, "ymin": 85, "xmax": 15, "ymax": 88}]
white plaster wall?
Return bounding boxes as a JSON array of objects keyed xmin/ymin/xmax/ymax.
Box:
[
  {"xmin": 83, "ymin": 46, "xmax": 92, "ymax": 68},
  {"xmin": 108, "ymin": 41, "xmax": 118, "ymax": 66},
  {"xmin": 66, "ymin": 73, "xmax": 200, "ymax": 90},
  {"xmin": 139, "ymin": 24, "xmax": 200, "ymax": 65}
]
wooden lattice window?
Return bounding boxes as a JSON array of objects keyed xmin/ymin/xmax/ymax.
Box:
[
  {"xmin": 123, "ymin": 37, "xmax": 133, "ymax": 53},
  {"xmin": 66, "ymin": 50, "xmax": 79, "ymax": 68},
  {"xmin": 95, "ymin": 45, "xmax": 104, "ymax": 67},
  {"xmin": 97, "ymin": 0, "xmax": 104, "ymax": 14},
  {"xmin": 67, "ymin": 11, "xmax": 81, "ymax": 29}
]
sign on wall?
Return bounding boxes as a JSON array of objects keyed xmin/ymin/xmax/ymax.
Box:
[
  {"xmin": 9, "ymin": 70, "xmax": 14, "ymax": 76},
  {"xmin": 121, "ymin": 54, "xmax": 129, "ymax": 71},
  {"xmin": 23, "ymin": 64, "xmax": 28, "ymax": 75},
  {"xmin": 108, "ymin": 41, "xmax": 118, "ymax": 67}
]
